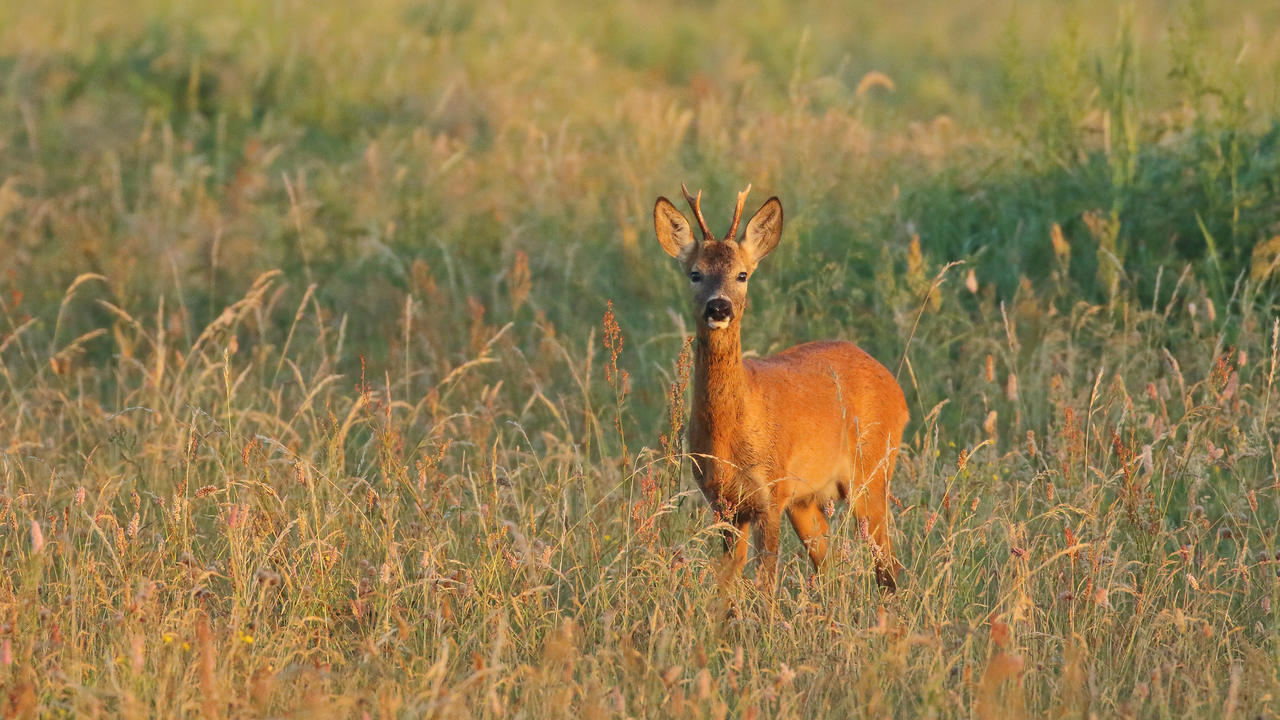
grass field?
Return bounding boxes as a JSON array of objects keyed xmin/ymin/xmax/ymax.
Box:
[{"xmin": 2, "ymin": 0, "xmax": 1280, "ymax": 717}]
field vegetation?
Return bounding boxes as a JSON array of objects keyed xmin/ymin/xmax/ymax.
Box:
[{"xmin": 2, "ymin": 0, "xmax": 1280, "ymax": 716}]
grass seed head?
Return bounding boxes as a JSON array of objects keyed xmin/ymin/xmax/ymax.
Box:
[{"xmin": 30, "ymin": 520, "xmax": 44, "ymax": 554}]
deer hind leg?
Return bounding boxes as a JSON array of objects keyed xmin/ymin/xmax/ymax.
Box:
[
  {"xmin": 786, "ymin": 500, "xmax": 830, "ymax": 570},
  {"xmin": 851, "ymin": 485, "xmax": 897, "ymax": 590},
  {"xmin": 852, "ymin": 439, "xmax": 901, "ymax": 591}
]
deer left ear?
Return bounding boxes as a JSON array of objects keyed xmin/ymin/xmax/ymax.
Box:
[{"xmin": 741, "ymin": 197, "xmax": 783, "ymax": 263}]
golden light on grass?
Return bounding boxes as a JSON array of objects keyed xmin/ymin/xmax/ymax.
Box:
[
  {"xmin": 1, "ymin": 0, "xmax": 1278, "ymax": 716},
  {"xmin": 1050, "ymin": 222, "xmax": 1070, "ymax": 266},
  {"xmin": 856, "ymin": 71, "xmax": 896, "ymax": 97},
  {"xmin": 508, "ymin": 250, "xmax": 532, "ymax": 312}
]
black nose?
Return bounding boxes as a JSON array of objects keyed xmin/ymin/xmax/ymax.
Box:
[{"xmin": 704, "ymin": 298, "xmax": 733, "ymax": 322}]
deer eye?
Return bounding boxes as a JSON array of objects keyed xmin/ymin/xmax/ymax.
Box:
[
  {"xmin": 689, "ymin": 271, "xmax": 702, "ymax": 283},
  {"xmin": 737, "ymin": 272, "xmax": 748, "ymax": 282}
]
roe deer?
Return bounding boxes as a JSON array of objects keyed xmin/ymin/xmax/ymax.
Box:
[{"xmin": 653, "ymin": 184, "xmax": 908, "ymax": 590}]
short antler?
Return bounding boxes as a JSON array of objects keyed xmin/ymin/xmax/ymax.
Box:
[
  {"xmin": 681, "ymin": 183, "xmax": 714, "ymax": 241},
  {"xmin": 725, "ymin": 184, "xmax": 752, "ymax": 241}
]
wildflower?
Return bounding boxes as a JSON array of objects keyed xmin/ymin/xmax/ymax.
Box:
[{"xmin": 602, "ymin": 301, "xmax": 623, "ymax": 384}]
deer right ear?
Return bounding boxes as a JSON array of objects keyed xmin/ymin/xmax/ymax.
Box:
[{"xmin": 654, "ymin": 197, "xmax": 697, "ymax": 261}]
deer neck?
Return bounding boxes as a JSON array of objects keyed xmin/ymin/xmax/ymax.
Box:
[{"xmin": 693, "ymin": 322, "xmax": 748, "ymax": 446}]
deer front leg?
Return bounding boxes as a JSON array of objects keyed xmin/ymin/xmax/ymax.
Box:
[
  {"xmin": 754, "ymin": 510, "xmax": 782, "ymax": 592},
  {"xmin": 718, "ymin": 516, "xmax": 752, "ymax": 587}
]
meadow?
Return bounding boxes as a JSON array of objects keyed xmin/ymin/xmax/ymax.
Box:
[{"xmin": 2, "ymin": 0, "xmax": 1280, "ymax": 716}]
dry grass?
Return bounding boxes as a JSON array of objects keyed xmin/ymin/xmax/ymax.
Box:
[{"xmin": 2, "ymin": 0, "xmax": 1280, "ymax": 717}]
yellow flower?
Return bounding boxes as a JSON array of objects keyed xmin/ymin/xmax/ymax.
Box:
[
  {"xmin": 240, "ymin": 632, "xmax": 254, "ymax": 645},
  {"xmin": 163, "ymin": 633, "xmax": 175, "ymax": 644}
]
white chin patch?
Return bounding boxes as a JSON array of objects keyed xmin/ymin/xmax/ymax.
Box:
[{"xmin": 706, "ymin": 319, "xmax": 730, "ymax": 330}]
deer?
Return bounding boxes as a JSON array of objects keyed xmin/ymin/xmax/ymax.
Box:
[{"xmin": 653, "ymin": 183, "xmax": 909, "ymax": 591}]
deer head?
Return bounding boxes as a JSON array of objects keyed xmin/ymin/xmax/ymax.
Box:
[{"xmin": 653, "ymin": 184, "xmax": 783, "ymax": 330}]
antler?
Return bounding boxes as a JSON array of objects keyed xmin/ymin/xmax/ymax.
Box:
[
  {"xmin": 681, "ymin": 183, "xmax": 714, "ymax": 241},
  {"xmin": 725, "ymin": 184, "xmax": 752, "ymax": 241}
]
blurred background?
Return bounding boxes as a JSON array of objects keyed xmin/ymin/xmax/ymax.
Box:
[{"xmin": 3, "ymin": 0, "xmax": 1278, "ymax": 380}]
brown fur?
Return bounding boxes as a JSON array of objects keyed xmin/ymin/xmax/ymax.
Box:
[{"xmin": 654, "ymin": 187, "xmax": 909, "ymax": 590}]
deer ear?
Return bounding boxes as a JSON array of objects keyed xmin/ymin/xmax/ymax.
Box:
[
  {"xmin": 741, "ymin": 197, "xmax": 783, "ymax": 263},
  {"xmin": 654, "ymin": 197, "xmax": 696, "ymax": 261}
]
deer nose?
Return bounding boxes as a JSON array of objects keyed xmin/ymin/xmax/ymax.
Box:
[{"xmin": 704, "ymin": 298, "xmax": 733, "ymax": 323}]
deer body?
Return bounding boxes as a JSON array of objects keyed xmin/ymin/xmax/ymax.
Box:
[{"xmin": 655, "ymin": 185, "xmax": 907, "ymax": 590}]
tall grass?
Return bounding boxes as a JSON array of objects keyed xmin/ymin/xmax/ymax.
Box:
[{"xmin": 2, "ymin": 0, "xmax": 1279, "ymax": 716}]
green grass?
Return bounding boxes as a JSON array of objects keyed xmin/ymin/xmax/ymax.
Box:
[{"xmin": 2, "ymin": 0, "xmax": 1279, "ymax": 717}]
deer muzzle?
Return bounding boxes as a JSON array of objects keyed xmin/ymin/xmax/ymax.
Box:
[{"xmin": 704, "ymin": 297, "xmax": 733, "ymax": 329}]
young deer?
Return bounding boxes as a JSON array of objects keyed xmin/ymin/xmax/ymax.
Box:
[{"xmin": 654, "ymin": 184, "xmax": 908, "ymax": 590}]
